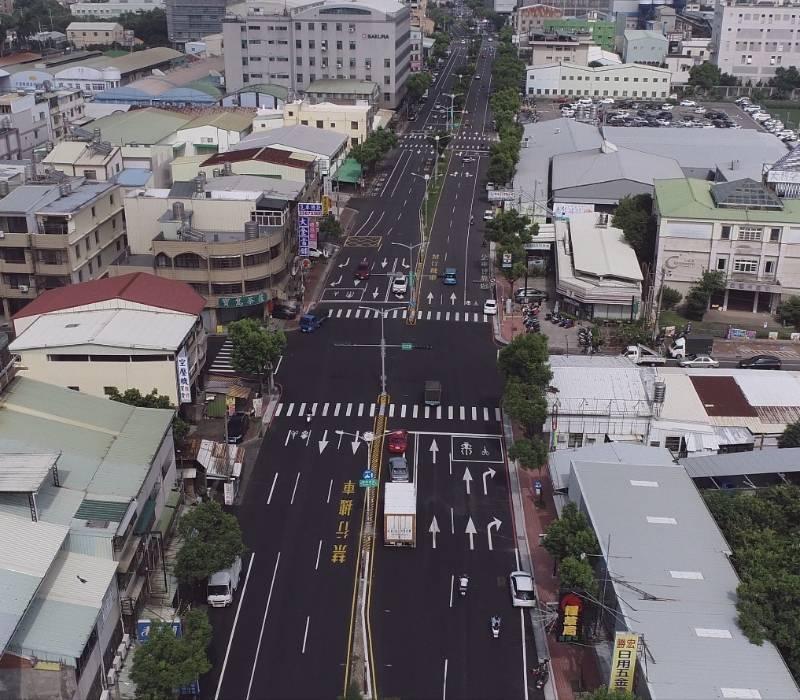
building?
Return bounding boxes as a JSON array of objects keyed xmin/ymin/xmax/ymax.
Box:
[
  {"xmin": 622, "ymin": 28, "xmax": 668, "ymax": 64},
  {"xmin": 0, "ymin": 374, "xmax": 177, "ymax": 633},
  {"xmin": 524, "ymin": 0, "xmax": 611, "ymax": 22},
  {"xmin": 174, "ymin": 110, "xmax": 254, "ymax": 156},
  {"xmin": 515, "ymin": 3, "xmax": 563, "ymax": 42},
  {"xmin": 258, "ymin": 99, "xmax": 373, "ymax": 146},
  {"xmin": 665, "ymin": 36, "xmax": 713, "ymax": 85},
  {"xmin": 233, "ymin": 124, "xmax": 348, "ymax": 178},
  {"xmin": 113, "ymin": 173, "xmax": 312, "ymax": 326},
  {"xmin": 553, "ymin": 212, "xmax": 643, "ymax": 320},
  {"xmin": 525, "ymin": 61, "xmax": 671, "ymax": 99},
  {"xmin": 10, "ymin": 272, "xmax": 207, "ymax": 404},
  {"xmin": 46, "ymin": 89, "xmax": 87, "ymax": 142},
  {"xmin": 711, "ymin": 0, "xmax": 800, "ymax": 84},
  {"xmin": 167, "ymin": 0, "xmax": 227, "ymax": 49},
  {"xmin": 0, "ymin": 93, "xmax": 51, "ymax": 160},
  {"xmin": 680, "ymin": 447, "xmax": 800, "ymax": 489},
  {"xmin": 0, "ymin": 178, "xmax": 126, "ymax": 317},
  {"xmin": 66, "ymin": 22, "xmax": 129, "ymax": 48},
  {"xmin": 543, "ymin": 17, "xmax": 615, "ymax": 51},
  {"xmin": 494, "ymin": 0, "xmax": 516, "ymax": 13},
  {"xmin": 528, "ymin": 33, "xmax": 593, "ymax": 66},
  {"xmin": 222, "ymin": 0, "xmax": 412, "ymax": 109},
  {"xmin": 764, "ymin": 143, "xmax": 800, "ymax": 199},
  {"xmin": 71, "ymin": 0, "xmax": 165, "ymax": 17},
  {"xmin": 196, "ymin": 146, "xmax": 317, "ymax": 182},
  {"xmin": 654, "ymin": 177, "xmax": 800, "ymax": 312},
  {"xmin": 43, "ymin": 138, "xmax": 124, "ymax": 181},
  {"xmin": 561, "ymin": 459, "xmax": 800, "ymax": 699},
  {"xmin": 304, "ymin": 78, "xmax": 381, "ymax": 107}
]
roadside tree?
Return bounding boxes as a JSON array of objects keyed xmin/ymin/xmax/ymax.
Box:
[
  {"xmin": 508, "ymin": 436, "xmax": 548, "ymax": 472},
  {"xmin": 778, "ymin": 295, "xmax": 800, "ymax": 329},
  {"xmin": 688, "ymin": 61, "xmax": 721, "ymax": 90},
  {"xmin": 612, "ymin": 194, "xmax": 655, "ymax": 264},
  {"xmin": 503, "ymin": 377, "xmax": 548, "ymax": 437},
  {"xmin": 228, "ymin": 318, "xmax": 286, "ymax": 394},
  {"xmin": 105, "ymin": 387, "xmax": 189, "ymax": 446},
  {"xmin": 558, "ymin": 555, "xmax": 598, "ymax": 595},
  {"xmin": 543, "ymin": 502, "xmax": 599, "ymax": 562},
  {"xmin": 498, "ymin": 332, "xmax": 552, "ymax": 387},
  {"xmin": 175, "ymin": 501, "xmax": 245, "ymax": 585}
]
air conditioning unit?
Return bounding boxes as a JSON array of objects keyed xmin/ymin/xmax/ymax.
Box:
[
  {"xmin": 18, "ymin": 285, "xmax": 28, "ymax": 293},
  {"xmin": 113, "ymin": 654, "xmax": 122, "ymax": 672},
  {"xmin": 99, "ymin": 691, "xmax": 110, "ymax": 700},
  {"xmin": 107, "ymin": 668, "xmax": 117, "ymax": 686},
  {"xmin": 122, "ymin": 633, "xmax": 131, "ymax": 649},
  {"xmin": 117, "ymin": 642, "xmax": 128, "ymax": 660}
]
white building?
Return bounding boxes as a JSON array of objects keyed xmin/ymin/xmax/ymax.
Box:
[
  {"xmin": 66, "ymin": 21, "xmax": 128, "ymax": 48},
  {"xmin": 526, "ymin": 61, "xmax": 671, "ymax": 98},
  {"xmin": 0, "ymin": 93, "xmax": 51, "ymax": 159},
  {"xmin": 71, "ymin": 0, "xmax": 165, "ymax": 17},
  {"xmin": 174, "ymin": 111, "xmax": 254, "ymax": 157},
  {"xmin": 252, "ymin": 100, "xmax": 374, "ymax": 147}
]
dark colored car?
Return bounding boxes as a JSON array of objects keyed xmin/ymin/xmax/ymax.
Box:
[
  {"xmin": 227, "ymin": 412, "xmax": 250, "ymax": 444},
  {"xmin": 300, "ymin": 313, "xmax": 327, "ymax": 333},
  {"xmin": 272, "ymin": 302, "xmax": 299, "ymax": 320},
  {"xmin": 738, "ymin": 354, "xmax": 782, "ymax": 370},
  {"xmin": 514, "ymin": 287, "xmax": 548, "ymax": 302},
  {"xmin": 355, "ymin": 258, "xmax": 371, "ymax": 280}
]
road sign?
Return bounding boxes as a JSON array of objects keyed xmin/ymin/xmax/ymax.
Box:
[
  {"xmin": 488, "ymin": 189, "xmax": 515, "ymax": 202},
  {"xmin": 362, "ymin": 469, "xmax": 375, "ymax": 480},
  {"xmin": 502, "ymin": 252, "xmax": 512, "ymax": 269},
  {"xmin": 298, "ymin": 202, "xmax": 323, "ymax": 217},
  {"xmin": 359, "ymin": 478, "xmax": 378, "ymax": 488},
  {"xmin": 401, "ymin": 342, "xmax": 413, "ymax": 351}
]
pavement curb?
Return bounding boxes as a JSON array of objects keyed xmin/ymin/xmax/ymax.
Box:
[{"xmin": 260, "ymin": 386, "xmax": 283, "ymax": 434}]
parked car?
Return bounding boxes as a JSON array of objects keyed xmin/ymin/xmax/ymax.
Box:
[
  {"xmin": 679, "ymin": 99, "xmax": 697, "ymax": 107},
  {"xmin": 660, "ymin": 104, "xmax": 674, "ymax": 111},
  {"xmin": 387, "ymin": 430, "xmax": 408, "ymax": 453},
  {"xmin": 307, "ymin": 246, "xmax": 330, "ymax": 259},
  {"xmin": 391, "ymin": 273, "xmax": 408, "ymax": 296},
  {"xmin": 738, "ymin": 354, "xmax": 782, "ymax": 370},
  {"xmin": 514, "ymin": 287, "xmax": 548, "ymax": 302},
  {"xmin": 272, "ymin": 301, "xmax": 299, "ymax": 320},
  {"xmin": 227, "ymin": 412, "xmax": 250, "ymax": 444},
  {"xmin": 678, "ymin": 354, "xmax": 720, "ymax": 368},
  {"xmin": 509, "ymin": 571, "xmax": 536, "ymax": 607}
]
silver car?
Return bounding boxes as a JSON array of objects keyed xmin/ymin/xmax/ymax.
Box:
[
  {"xmin": 389, "ymin": 456, "xmax": 409, "ymax": 482},
  {"xmin": 509, "ymin": 571, "xmax": 535, "ymax": 607},
  {"xmin": 678, "ymin": 354, "xmax": 720, "ymax": 368}
]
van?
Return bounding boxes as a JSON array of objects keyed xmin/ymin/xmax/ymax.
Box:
[
  {"xmin": 206, "ymin": 556, "xmax": 243, "ymax": 607},
  {"xmin": 422, "ymin": 89, "xmax": 429, "ymax": 100},
  {"xmin": 424, "ymin": 380, "xmax": 442, "ymax": 406}
]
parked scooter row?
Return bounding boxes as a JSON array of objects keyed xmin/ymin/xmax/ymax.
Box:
[
  {"xmin": 532, "ymin": 661, "xmax": 550, "ymax": 690},
  {"xmin": 545, "ymin": 312, "xmax": 575, "ymax": 328}
]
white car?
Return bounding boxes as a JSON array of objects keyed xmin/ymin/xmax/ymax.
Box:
[
  {"xmin": 483, "ymin": 299, "xmax": 497, "ymax": 315},
  {"xmin": 577, "ymin": 97, "xmax": 593, "ymax": 105},
  {"xmin": 483, "ymin": 209, "xmax": 494, "ymax": 221},
  {"xmin": 509, "ymin": 571, "xmax": 536, "ymax": 608},
  {"xmin": 680, "ymin": 99, "xmax": 697, "ymax": 107},
  {"xmin": 679, "ymin": 354, "xmax": 720, "ymax": 368},
  {"xmin": 560, "ymin": 108, "xmax": 575, "ymax": 117},
  {"xmin": 661, "ymin": 104, "xmax": 674, "ymax": 111},
  {"xmin": 753, "ymin": 112, "xmax": 771, "ymax": 122},
  {"xmin": 307, "ymin": 247, "xmax": 330, "ymax": 259},
  {"xmin": 694, "ymin": 106, "xmax": 707, "ymax": 114},
  {"xmin": 599, "ymin": 97, "xmax": 614, "ymax": 104},
  {"xmin": 744, "ymin": 104, "xmax": 762, "ymax": 113},
  {"xmin": 391, "ymin": 274, "xmax": 408, "ymax": 296}
]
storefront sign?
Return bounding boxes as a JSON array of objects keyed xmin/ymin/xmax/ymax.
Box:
[
  {"xmin": 298, "ymin": 202, "xmax": 323, "ymax": 217},
  {"xmin": 553, "ymin": 202, "xmax": 595, "ymax": 219},
  {"xmin": 502, "ymin": 252, "xmax": 512, "ymax": 269},
  {"xmin": 609, "ymin": 632, "xmax": 641, "ymax": 694},
  {"xmin": 309, "ymin": 217, "xmax": 319, "ymax": 249},
  {"xmin": 488, "ymin": 189, "xmax": 515, "ymax": 202},
  {"xmin": 364, "ymin": 33, "xmax": 389, "ymax": 39},
  {"xmin": 176, "ymin": 350, "xmax": 191, "ymax": 404},
  {"xmin": 558, "ymin": 592, "xmax": 582, "ymax": 642},
  {"xmin": 298, "ymin": 216, "xmax": 310, "ymax": 257},
  {"xmin": 219, "ymin": 292, "xmax": 267, "ymax": 308},
  {"xmin": 527, "ymin": 242, "xmax": 552, "ymax": 250}
]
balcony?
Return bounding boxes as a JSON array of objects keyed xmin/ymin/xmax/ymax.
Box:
[{"xmin": 726, "ymin": 271, "xmax": 781, "ymax": 293}]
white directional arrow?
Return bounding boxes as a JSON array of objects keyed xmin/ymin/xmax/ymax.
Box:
[
  {"xmin": 401, "ymin": 258, "xmax": 410, "ymax": 269},
  {"xmin": 318, "ymin": 429, "xmax": 329, "ymax": 454},
  {"xmin": 429, "ymin": 439, "xmax": 439, "ymax": 465},
  {"xmin": 482, "ymin": 467, "xmax": 496, "ymax": 495},
  {"xmin": 372, "ymin": 287, "xmax": 380, "ymax": 299},
  {"xmin": 486, "ymin": 517, "xmax": 502, "ymax": 551},
  {"xmin": 330, "ymin": 275, "xmax": 342, "ymax": 287},
  {"xmin": 380, "ymin": 257, "xmax": 389, "ymax": 269},
  {"xmin": 450, "ymin": 292, "xmax": 457, "ymax": 306},
  {"xmin": 426, "ymin": 291, "xmax": 434, "ymax": 304},
  {"xmin": 333, "ymin": 290, "xmax": 340, "ymax": 297},
  {"xmin": 463, "ymin": 466, "xmax": 473, "ymax": 495},
  {"xmin": 353, "ymin": 279, "xmax": 361, "ymax": 287},
  {"xmin": 351, "ymin": 430, "xmax": 361, "ymax": 455},
  {"xmin": 429, "ymin": 516, "xmax": 440, "ymax": 549},
  {"xmin": 465, "ymin": 517, "xmax": 477, "ymax": 551},
  {"xmin": 345, "ymin": 291, "xmax": 354, "ymax": 299},
  {"xmin": 338, "ymin": 257, "xmax": 350, "ymax": 269}
]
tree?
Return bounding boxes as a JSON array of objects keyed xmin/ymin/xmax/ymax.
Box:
[
  {"xmin": 130, "ymin": 608, "xmax": 212, "ymax": 700},
  {"xmin": 778, "ymin": 295, "xmax": 800, "ymax": 329},
  {"xmin": 543, "ymin": 502, "xmax": 599, "ymax": 562},
  {"xmin": 660, "ymin": 286, "xmax": 682, "ymax": 311},
  {"xmin": 779, "ymin": 420, "xmax": 800, "ymax": 448},
  {"xmin": 319, "ymin": 213, "xmax": 343, "ymax": 243},
  {"xmin": 350, "ymin": 127, "xmax": 397, "ymax": 173},
  {"xmin": 105, "ymin": 387, "xmax": 189, "ymax": 447},
  {"xmin": 688, "ymin": 61, "xmax": 722, "ymax": 90},
  {"xmin": 612, "ymin": 194, "xmax": 655, "ymax": 264},
  {"xmin": 558, "ymin": 556, "xmax": 597, "ymax": 595},
  {"xmin": 498, "ymin": 332, "xmax": 552, "ymax": 387},
  {"xmin": 503, "ymin": 378, "xmax": 548, "ymax": 437},
  {"xmin": 406, "ymin": 71, "xmax": 433, "ymax": 101},
  {"xmin": 684, "ymin": 270, "xmax": 725, "ymax": 320},
  {"xmin": 508, "ymin": 436, "xmax": 548, "ymax": 471},
  {"xmin": 117, "ymin": 8, "xmax": 169, "ymax": 47},
  {"xmin": 175, "ymin": 500, "xmax": 245, "ymax": 585},
  {"xmin": 499, "ymin": 257, "xmax": 526, "ymax": 291},
  {"xmin": 769, "ymin": 66, "xmax": 800, "ymax": 96},
  {"xmin": 228, "ymin": 318, "xmax": 286, "ymax": 395}
]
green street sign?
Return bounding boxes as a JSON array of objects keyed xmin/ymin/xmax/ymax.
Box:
[
  {"xmin": 359, "ymin": 478, "xmax": 379, "ymax": 488},
  {"xmin": 401, "ymin": 342, "xmax": 413, "ymax": 351}
]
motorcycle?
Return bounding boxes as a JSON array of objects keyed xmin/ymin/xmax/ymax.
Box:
[
  {"xmin": 490, "ymin": 616, "xmax": 501, "ymax": 639},
  {"xmin": 458, "ymin": 574, "xmax": 469, "ymax": 597},
  {"xmin": 533, "ymin": 662, "xmax": 550, "ymax": 690}
]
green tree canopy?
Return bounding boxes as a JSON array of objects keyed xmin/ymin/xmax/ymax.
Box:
[
  {"xmin": 779, "ymin": 420, "xmax": 800, "ymax": 448},
  {"xmin": 319, "ymin": 213, "xmax": 343, "ymax": 242},
  {"xmin": 498, "ymin": 332, "xmax": 552, "ymax": 387},
  {"xmin": 508, "ymin": 436, "xmax": 548, "ymax": 472},
  {"xmin": 543, "ymin": 502, "xmax": 599, "ymax": 562},
  {"xmin": 558, "ymin": 555, "xmax": 597, "ymax": 595},
  {"xmin": 612, "ymin": 194, "xmax": 655, "ymax": 265},
  {"xmin": 130, "ymin": 608, "xmax": 212, "ymax": 700},
  {"xmin": 778, "ymin": 295, "xmax": 800, "ymax": 329},
  {"xmin": 582, "ymin": 688, "xmax": 637, "ymax": 700},
  {"xmin": 688, "ymin": 61, "xmax": 722, "ymax": 90},
  {"xmin": 684, "ymin": 270, "xmax": 725, "ymax": 321},
  {"xmin": 660, "ymin": 286, "xmax": 682, "ymax": 311},
  {"xmin": 406, "ymin": 71, "xmax": 433, "ymax": 101},
  {"xmin": 228, "ymin": 318, "xmax": 286, "ymax": 394},
  {"xmin": 350, "ymin": 127, "xmax": 397, "ymax": 172},
  {"xmin": 502, "ymin": 377, "xmax": 548, "ymax": 437},
  {"xmin": 769, "ymin": 66, "xmax": 800, "ymax": 96},
  {"xmin": 118, "ymin": 8, "xmax": 169, "ymax": 47},
  {"xmin": 175, "ymin": 501, "xmax": 245, "ymax": 585}
]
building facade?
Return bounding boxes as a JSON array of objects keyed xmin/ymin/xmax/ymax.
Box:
[
  {"xmin": 711, "ymin": 0, "xmax": 800, "ymax": 83},
  {"xmin": 528, "ymin": 34, "xmax": 592, "ymax": 66},
  {"xmin": 71, "ymin": 0, "xmax": 165, "ymax": 18},
  {"xmin": 66, "ymin": 22, "xmax": 128, "ymax": 48},
  {"xmin": 222, "ymin": 0, "xmax": 412, "ymax": 109},
  {"xmin": 654, "ymin": 177, "xmax": 800, "ymax": 313},
  {"xmin": 543, "ymin": 17, "xmax": 615, "ymax": 51},
  {"xmin": 623, "ymin": 29, "xmax": 669, "ymax": 64},
  {"xmin": 167, "ymin": 0, "xmax": 227, "ymax": 49},
  {"xmin": 526, "ymin": 61, "xmax": 672, "ymax": 97},
  {"xmin": 0, "ymin": 93, "xmax": 51, "ymax": 160},
  {"xmin": 0, "ymin": 178, "xmax": 126, "ymax": 318}
]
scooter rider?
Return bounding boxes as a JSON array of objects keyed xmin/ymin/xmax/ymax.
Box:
[
  {"xmin": 490, "ymin": 616, "xmax": 501, "ymax": 638},
  {"xmin": 458, "ymin": 573, "xmax": 469, "ymax": 596}
]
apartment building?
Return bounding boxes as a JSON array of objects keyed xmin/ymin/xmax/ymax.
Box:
[
  {"xmin": 115, "ymin": 173, "xmax": 313, "ymax": 326},
  {"xmin": 72, "ymin": 0, "xmax": 165, "ymax": 18},
  {"xmin": 0, "ymin": 93, "xmax": 51, "ymax": 160},
  {"xmin": 526, "ymin": 61, "xmax": 671, "ymax": 97},
  {"xmin": 711, "ymin": 0, "xmax": 800, "ymax": 83},
  {"xmin": 528, "ymin": 33, "xmax": 593, "ymax": 66},
  {"xmin": 222, "ymin": 0, "xmax": 412, "ymax": 109},
  {"xmin": 43, "ymin": 139, "xmax": 124, "ymax": 180},
  {"xmin": 167, "ymin": 0, "xmax": 228, "ymax": 49},
  {"xmin": 66, "ymin": 22, "xmax": 128, "ymax": 48},
  {"xmin": 654, "ymin": 177, "xmax": 800, "ymax": 313},
  {"xmin": 0, "ymin": 177, "xmax": 126, "ymax": 318},
  {"xmin": 46, "ymin": 89, "xmax": 86, "ymax": 142}
]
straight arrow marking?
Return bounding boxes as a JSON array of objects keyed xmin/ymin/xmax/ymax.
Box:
[
  {"xmin": 465, "ymin": 517, "xmax": 476, "ymax": 551},
  {"xmin": 429, "ymin": 516, "xmax": 440, "ymax": 549},
  {"xmin": 430, "ymin": 438, "xmax": 439, "ymax": 465},
  {"xmin": 318, "ymin": 429, "xmax": 329, "ymax": 454},
  {"xmin": 463, "ymin": 466, "xmax": 473, "ymax": 496}
]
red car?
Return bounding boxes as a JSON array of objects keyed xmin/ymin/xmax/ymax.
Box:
[
  {"xmin": 387, "ymin": 430, "xmax": 408, "ymax": 453},
  {"xmin": 355, "ymin": 258, "xmax": 370, "ymax": 280}
]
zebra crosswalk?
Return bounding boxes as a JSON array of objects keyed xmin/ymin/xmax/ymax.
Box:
[
  {"xmin": 274, "ymin": 400, "xmax": 502, "ymax": 423},
  {"xmin": 325, "ymin": 307, "xmax": 491, "ymax": 323},
  {"xmin": 209, "ymin": 338, "xmax": 235, "ymax": 374}
]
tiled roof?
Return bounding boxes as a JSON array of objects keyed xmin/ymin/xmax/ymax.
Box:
[{"xmin": 13, "ymin": 272, "xmax": 205, "ymax": 320}]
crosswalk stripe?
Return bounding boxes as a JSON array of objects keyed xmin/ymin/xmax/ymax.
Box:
[
  {"xmin": 299, "ymin": 402, "xmax": 306, "ymax": 415},
  {"xmin": 346, "ymin": 309, "xmax": 352, "ymax": 318},
  {"xmin": 275, "ymin": 403, "xmax": 284, "ymax": 417},
  {"xmin": 436, "ymin": 406, "xmax": 442, "ymax": 419},
  {"xmin": 389, "ymin": 404, "xmax": 395, "ymax": 417},
  {"xmin": 286, "ymin": 403, "xmax": 295, "ymax": 417},
  {"xmin": 327, "ymin": 309, "xmax": 333, "ymax": 318},
  {"xmin": 322, "ymin": 403, "xmax": 329, "ymax": 416},
  {"xmin": 495, "ymin": 408, "xmax": 501, "ymax": 421},
  {"xmin": 455, "ymin": 312, "xmax": 460, "ymax": 321},
  {"xmin": 472, "ymin": 407, "xmax": 477, "ymax": 420},
  {"xmin": 355, "ymin": 309, "xmax": 361, "ymax": 318},
  {"xmin": 436, "ymin": 311, "xmax": 441, "ymax": 320},
  {"xmin": 445, "ymin": 312, "xmax": 450, "ymax": 321},
  {"xmin": 424, "ymin": 406, "xmax": 430, "ymax": 419},
  {"xmin": 414, "ymin": 405, "xmax": 419, "ymax": 418},
  {"xmin": 334, "ymin": 403, "xmax": 341, "ymax": 416},
  {"xmin": 483, "ymin": 407, "xmax": 489, "ymax": 421},
  {"xmin": 460, "ymin": 406, "xmax": 465, "ymax": 420},
  {"xmin": 401, "ymin": 404, "xmax": 407, "ymax": 418},
  {"xmin": 402, "ymin": 310, "xmax": 408, "ymax": 318},
  {"xmin": 358, "ymin": 403, "xmax": 364, "ymax": 417},
  {"xmin": 346, "ymin": 403, "xmax": 353, "ymax": 417},
  {"xmin": 337, "ymin": 309, "xmax": 343, "ymax": 318},
  {"xmin": 391, "ymin": 309, "xmax": 398, "ymax": 318},
  {"xmin": 448, "ymin": 406, "xmax": 454, "ymax": 420},
  {"xmin": 311, "ymin": 402, "xmax": 318, "ymax": 415},
  {"xmin": 370, "ymin": 404, "xmax": 376, "ymax": 417}
]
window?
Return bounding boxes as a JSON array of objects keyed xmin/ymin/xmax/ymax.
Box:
[
  {"xmin": 717, "ymin": 257, "xmax": 727, "ymax": 271},
  {"xmin": 336, "ymin": 40, "xmax": 342, "ymax": 49},
  {"xmin": 94, "ymin": 231, "xmax": 99, "ymax": 244},
  {"xmin": 88, "ymin": 260, "xmax": 93, "ymax": 274},
  {"xmin": 295, "ymin": 22, "xmax": 301, "ymax": 30},
  {"xmin": 83, "ymin": 169, "xmax": 97, "ymax": 179},
  {"xmin": 309, "ymin": 56, "xmax": 315, "ymax": 66},
  {"xmin": 308, "ymin": 22, "xmax": 314, "ymax": 29},
  {"xmin": 336, "ymin": 22, "xmax": 342, "ymax": 30},
  {"xmin": 383, "ymin": 92, "xmax": 390, "ymax": 102},
  {"xmin": 296, "ymin": 39, "xmax": 302, "ymax": 49},
  {"xmin": 765, "ymin": 260, "xmax": 776, "ymax": 274},
  {"xmin": 103, "ymin": 386, "xmax": 116, "ymax": 396},
  {"xmin": 733, "ymin": 257, "xmax": 759, "ymax": 273},
  {"xmin": 567, "ymin": 433, "xmax": 583, "ymax": 448},
  {"xmin": 349, "ymin": 40, "xmax": 356, "ymax": 50},
  {"xmin": 91, "ymin": 206, "xmax": 96, "ymax": 217},
  {"xmin": 384, "ymin": 76, "xmax": 391, "ymax": 85},
  {"xmin": 309, "ymin": 39, "xmax": 315, "ymax": 49},
  {"xmin": 316, "ymin": 120, "xmax": 323, "ymax": 128},
  {"xmin": 721, "ymin": 225, "xmax": 731, "ymax": 240},
  {"xmin": 296, "ymin": 56, "xmax": 302, "ymax": 65},
  {"xmin": 770, "ymin": 227, "xmax": 781, "ymax": 242},
  {"xmin": 321, "ymin": 22, "xmax": 327, "ymax": 30},
  {"xmin": 351, "ymin": 120, "xmax": 358, "ymax": 130},
  {"xmin": 68, "ymin": 386, "xmax": 80, "ymax": 391},
  {"xmin": 330, "ymin": 122, "xmax": 336, "ymax": 128},
  {"xmin": 737, "ymin": 226, "xmax": 762, "ymax": 241},
  {"xmin": 297, "ymin": 73, "xmax": 304, "ymax": 83},
  {"xmin": 384, "ymin": 58, "xmax": 391, "ymax": 68},
  {"xmin": 664, "ymin": 436, "xmax": 681, "ymax": 452}
]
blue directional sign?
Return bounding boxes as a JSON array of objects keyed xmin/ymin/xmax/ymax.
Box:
[{"xmin": 362, "ymin": 469, "xmax": 375, "ymax": 480}]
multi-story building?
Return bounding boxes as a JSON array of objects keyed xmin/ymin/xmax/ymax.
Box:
[
  {"xmin": 0, "ymin": 177, "xmax": 126, "ymax": 318},
  {"xmin": 543, "ymin": 17, "xmax": 616, "ymax": 51},
  {"xmin": 45, "ymin": 89, "xmax": 86, "ymax": 142},
  {"xmin": 114, "ymin": 173, "xmax": 314, "ymax": 325},
  {"xmin": 711, "ymin": 0, "xmax": 800, "ymax": 83},
  {"xmin": 515, "ymin": 3, "xmax": 563, "ymax": 41},
  {"xmin": 654, "ymin": 176, "xmax": 800, "ymax": 313},
  {"xmin": 71, "ymin": 0, "xmax": 165, "ymax": 18},
  {"xmin": 0, "ymin": 93, "xmax": 51, "ymax": 160},
  {"xmin": 623, "ymin": 28, "xmax": 668, "ymax": 63},
  {"xmin": 528, "ymin": 33, "xmax": 593, "ymax": 66},
  {"xmin": 43, "ymin": 137, "xmax": 124, "ymax": 180},
  {"xmin": 66, "ymin": 22, "xmax": 129, "ymax": 48},
  {"xmin": 526, "ymin": 61, "xmax": 671, "ymax": 98},
  {"xmin": 222, "ymin": 0, "xmax": 412, "ymax": 109},
  {"xmin": 279, "ymin": 99, "xmax": 373, "ymax": 146},
  {"xmin": 166, "ymin": 0, "xmax": 228, "ymax": 49}
]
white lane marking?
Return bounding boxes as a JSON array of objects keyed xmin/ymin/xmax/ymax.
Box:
[
  {"xmin": 483, "ymin": 407, "xmax": 489, "ymax": 421},
  {"xmin": 449, "ymin": 574, "xmax": 454, "ymax": 608},
  {"xmin": 286, "ymin": 403, "xmax": 295, "ymax": 417},
  {"xmin": 401, "ymin": 404, "xmax": 407, "ymax": 418},
  {"xmin": 370, "ymin": 404, "xmax": 376, "ymax": 417},
  {"xmin": 346, "ymin": 309, "xmax": 352, "ymax": 318},
  {"xmin": 290, "ymin": 472, "xmax": 300, "ymax": 504},
  {"xmin": 215, "ymin": 552, "xmax": 256, "ymax": 700},
  {"xmin": 358, "ymin": 403, "xmax": 364, "ymax": 417},
  {"xmin": 355, "ymin": 309, "xmax": 361, "ymax": 318},
  {"xmin": 274, "ymin": 356, "xmax": 283, "ymax": 375},
  {"xmin": 245, "ymin": 552, "xmax": 281, "ymax": 700},
  {"xmin": 302, "ymin": 616, "xmax": 311, "ymax": 654},
  {"xmin": 299, "ymin": 402, "xmax": 306, "ymax": 416},
  {"xmin": 389, "ymin": 404, "xmax": 395, "ymax": 417},
  {"xmin": 322, "ymin": 403, "xmax": 329, "ymax": 416},
  {"xmin": 315, "ymin": 540, "xmax": 322, "ymax": 570},
  {"xmin": 347, "ymin": 403, "xmax": 353, "ymax": 417},
  {"xmin": 334, "ymin": 403, "xmax": 341, "ymax": 416},
  {"xmin": 495, "ymin": 408, "xmax": 502, "ymax": 421},
  {"xmin": 311, "ymin": 402, "xmax": 318, "ymax": 415},
  {"xmin": 267, "ymin": 473, "xmax": 279, "ymax": 504},
  {"xmin": 413, "ymin": 405, "xmax": 419, "ymax": 418},
  {"xmin": 460, "ymin": 406, "xmax": 465, "ymax": 420},
  {"xmin": 436, "ymin": 311, "xmax": 441, "ymax": 320},
  {"xmin": 442, "ymin": 659, "xmax": 448, "ymax": 700},
  {"xmin": 424, "ymin": 406, "xmax": 430, "ymax": 419},
  {"xmin": 448, "ymin": 406, "xmax": 454, "ymax": 420},
  {"xmin": 437, "ymin": 406, "xmax": 442, "ymax": 419},
  {"xmin": 455, "ymin": 312, "xmax": 460, "ymax": 322},
  {"xmin": 472, "ymin": 407, "xmax": 477, "ymax": 420},
  {"xmin": 327, "ymin": 478, "xmax": 333, "ymax": 504},
  {"xmin": 450, "ymin": 507, "xmax": 454, "ymax": 534}
]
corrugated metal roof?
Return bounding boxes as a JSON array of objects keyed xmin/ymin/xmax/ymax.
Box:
[
  {"xmin": 8, "ymin": 551, "xmax": 118, "ymax": 660},
  {"xmin": 549, "ymin": 365, "xmax": 652, "ymax": 415},
  {"xmin": 74, "ymin": 498, "xmax": 130, "ymax": 522},
  {"xmin": 571, "ymin": 461, "xmax": 800, "ymax": 700},
  {"xmin": 181, "ymin": 437, "xmax": 243, "ymax": 480},
  {"xmin": 756, "ymin": 405, "xmax": 800, "ymax": 425},
  {"xmin": 236, "ymin": 124, "xmax": 347, "ymax": 158},
  {"xmin": 681, "ymin": 447, "xmax": 800, "ymax": 478},
  {"xmin": 568, "ymin": 212, "xmax": 643, "ymax": 281},
  {"xmin": 656, "ymin": 372, "xmax": 711, "ymax": 423},
  {"xmin": 691, "ymin": 376, "xmax": 758, "ymax": 417},
  {"xmin": 0, "ymin": 512, "xmax": 69, "ymax": 655},
  {"xmin": 0, "ymin": 184, "xmax": 59, "ymax": 214},
  {"xmin": 0, "ymin": 453, "xmax": 58, "ymax": 493},
  {"xmin": 734, "ymin": 372, "xmax": 800, "ymax": 407},
  {"xmin": 10, "ymin": 308, "xmax": 196, "ymax": 351}
]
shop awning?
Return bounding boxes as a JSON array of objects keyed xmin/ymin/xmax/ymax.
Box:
[{"xmin": 333, "ymin": 158, "xmax": 362, "ymax": 184}]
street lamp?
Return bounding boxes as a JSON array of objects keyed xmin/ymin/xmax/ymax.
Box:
[
  {"xmin": 391, "ymin": 241, "xmax": 423, "ymax": 317},
  {"xmin": 411, "ymin": 172, "xmax": 431, "ymax": 234},
  {"xmin": 358, "ymin": 304, "xmax": 407, "ymax": 397}
]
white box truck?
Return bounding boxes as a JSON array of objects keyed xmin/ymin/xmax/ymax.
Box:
[
  {"xmin": 384, "ymin": 482, "xmax": 416, "ymax": 547},
  {"xmin": 206, "ymin": 556, "xmax": 242, "ymax": 607},
  {"xmin": 622, "ymin": 344, "xmax": 666, "ymax": 366}
]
